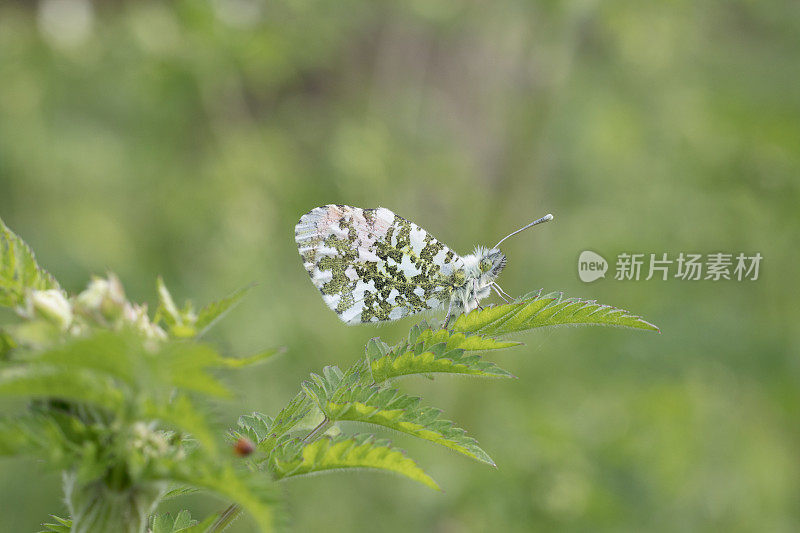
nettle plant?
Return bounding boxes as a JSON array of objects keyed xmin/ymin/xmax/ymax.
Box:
[{"xmin": 0, "ymin": 217, "xmax": 658, "ymax": 532}]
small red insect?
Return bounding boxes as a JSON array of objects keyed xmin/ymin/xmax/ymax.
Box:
[{"xmin": 233, "ymin": 437, "xmax": 255, "ymax": 457}]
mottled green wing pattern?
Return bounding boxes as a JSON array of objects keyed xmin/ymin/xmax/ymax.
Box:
[{"xmin": 295, "ymin": 205, "xmax": 464, "ymax": 324}]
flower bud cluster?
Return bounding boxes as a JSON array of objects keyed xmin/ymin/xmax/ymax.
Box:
[{"xmin": 22, "ymin": 273, "xmax": 166, "ymax": 341}]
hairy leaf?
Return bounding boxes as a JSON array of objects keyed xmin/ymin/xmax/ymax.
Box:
[
  {"xmin": 161, "ymin": 486, "xmax": 200, "ymax": 500},
  {"xmin": 180, "ymin": 515, "xmax": 219, "ymax": 533},
  {"xmin": 151, "ymin": 510, "xmax": 205, "ymax": 533},
  {"xmin": 367, "ymin": 337, "xmax": 513, "ymax": 382},
  {"xmin": 408, "ymin": 321, "xmax": 521, "ymax": 351},
  {"xmin": 167, "ymin": 460, "xmax": 281, "ymax": 533},
  {"xmin": 156, "ymin": 277, "xmax": 196, "ymax": 338},
  {"xmin": 300, "ymin": 365, "xmax": 367, "ymax": 406},
  {"xmin": 235, "ymin": 393, "xmax": 316, "ymax": 453},
  {"xmin": 0, "ymin": 365, "xmax": 125, "ymax": 409},
  {"xmin": 0, "ymin": 413, "xmax": 81, "ymax": 459},
  {"xmin": 0, "ymin": 217, "xmax": 61, "ymax": 308},
  {"xmin": 452, "ymin": 290, "xmax": 660, "ymax": 336},
  {"xmin": 30, "ymin": 331, "xmax": 230, "ymax": 398},
  {"xmin": 194, "ymin": 284, "xmax": 254, "ymax": 337},
  {"xmin": 269, "ymin": 434, "xmax": 439, "ymax": 491},
  {"xmin": 38, "ymin": 515, "xmax": 71, "ymax": 533},
  {"xmin": 143, "ymin": 394, "xmax": 219, "ymax": 454},
  {"xmin": 156, "ymin": 280, "xmax": 253, "ymax": 338},
  {"xmin": 322, "ymin": 384, "xmax": 494, "ymax": 465}
]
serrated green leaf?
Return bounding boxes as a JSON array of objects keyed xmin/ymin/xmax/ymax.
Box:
[
  {"xmin": 369, "ymin": 342, "xmax": 513, "ymax": 382},
  {"xmin": 172, "ymin": 510, "xmax": 194, "ymax": 529},
  {"xmin": 156, "ymin": 276, "xmax": 182, "ymax": 329},
  {"xmin": 0, "ymin": 331, "xmax": 232, "ymax": 456},
  {"xmin": 167, "ymin": 461, "xmax": 280, "ymax": 533},
  {"xmin": 38, "ymin": 515, "xmax": 71, "ymax": 533},
  {"xmin": 179, "ymin": 514, "xmax": 218, "ymax": 533},
  {"xmin": 235, "ymin": 412, "xmax": 273, "ymax": 444},
  {"xmin": 236, "ymin": 393, "xmax": 316, "ymax": 453},
  {"xmin": 270, "ymin": 434, "xmax": 439, "ymax": 491},
  {"xmin": 413, "ymin": 326, "xmax": 521, "ymax": 351},
  {"xmin": 365, "ymin": 336, "xmax": 392, "ymax": 359},
  {"xmin": 29, "ymin": 331, "xmax": 231, "ymax": 399},
  {"xmin": 156, "ymin": 281, "xmax": 253, "ymax": 338},
  {"xmin": 156, "ymin": 342, "xmax": 232, "ymax": 398},
  {"xmin": 144, "ymin": 394, "xmax": 218, "ymax": 454},
  {"xmin": 194, "ymin": 284, "xmax": 254, "ymax": 337},
  {"xmin": 0, "ymin": 217, "xmax": 61, "ymax": 308},
  {"xmin": 324, "ymin": 385, "xmax": 495, "ymax": 465},
  {"xmin": 452, "ymin": 291, "xmax": 660, "ymax": 336},
  {"xmin": 363, "ymin": 326, "xmax": 519, "ymax": 382},
  {"xmin": 0, "ymin": 365, "xmax": 125, "ymax": 409},
  {"xmin": 0, "ymin": 414, "xmax": 61, "ymax": 458},
  {"xmin": 151, "ymin": 509, "xmax": 199, "ymax": 533},
  {"xmin": 152, "ymin": 512, "xmax": 177, "ymax": 533},
  {"xmin": 301, "ymin": 365, "xmax": 368, "ymax": 407},
  {"xmin": 161, "ymin": 485, "xmax": 200, "ymax": 500},
  {"xmin": 156, "ymin": 277, "xmax": 198, "ymax": 338}
]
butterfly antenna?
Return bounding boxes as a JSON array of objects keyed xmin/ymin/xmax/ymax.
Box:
[{"xmin": 493, "ymin": 213, "xmax": 554, "ymax": 248}]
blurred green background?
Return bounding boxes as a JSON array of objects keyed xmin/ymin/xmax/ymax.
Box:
[{"xmin": 1, "ymin": 0, "xmax": 798, "ymax": 531}]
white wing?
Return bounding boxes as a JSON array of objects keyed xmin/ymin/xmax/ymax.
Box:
[{"xmin": 295, "ymin": 205, "xmax": 464, "ymax": 324}]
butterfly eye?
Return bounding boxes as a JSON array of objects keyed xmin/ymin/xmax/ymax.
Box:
[{"xmin": 480, "ymin": 258, "xmax": 492, "ymax": 273}]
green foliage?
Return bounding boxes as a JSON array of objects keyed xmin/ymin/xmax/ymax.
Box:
[
  {"xmin": 234, "ymin": 394, "xmax": 315, "ymax": 454},
  {"xmin": 0, "ymin": 1, "xmax": 794, "ymax": 530},
  {"xmin": 452, "ymin": 290, "xmax": 660, "ymax": 336},
  {"xmin": 269, "ymin": 434, "xmax": 440, "ymax": 491},
  {"xmin": 39, "ymin": 516, "xmax": 71, "ymax": 533},
  {"xmin": 194, "ymin": 284, "xmax": 255, "ymax": 338},
  {"xmin": 366, "ymin": 326, "xmax": 516, "ymax": 382},
  {"xmin": 156, "ymin": 278, "xmax": 253, "ymax": 339},
  {"xmin": 330, "ymin": 384, "xmax": 495, "ymax": 465},
  {"xmin": 0, "ymin": 217, "xmax": 61, "ymax": 308},
  {"xmin": 0, "ymin": 218, "xmax": 659, "ymax": 531},
  {"xmin": 239, "ymin": 307, "xmax": 658, "ymax": 496},
  {"xmin": 153, "ymin": 511, "xmax": 219, "ymax": 533},
  {"xmin": 41, "ymin": 511, "xmax": 219, "ymax": 533},
  {"xmin": 151, "ymin": 511, "xmax": 198, "ymax": 533},
  {"xmin": 0, "ymin": 222, "xmax": 280, "ymax": 532}
]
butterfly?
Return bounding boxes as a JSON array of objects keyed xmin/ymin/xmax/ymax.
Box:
[{"xmin": 294, "ymin": 205, "xmax": 553, "ymax": 326}]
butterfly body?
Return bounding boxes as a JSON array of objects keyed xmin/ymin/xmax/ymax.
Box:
[
  {"xmin": 295, "ymin": 205, "xmax": 548, "ymax": 325},
  {"xmin": 451, "ymin": 246, "xmax": 504, "ymax": 312}
]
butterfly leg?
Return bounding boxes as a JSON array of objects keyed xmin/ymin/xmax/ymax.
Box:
[
  {"xmin": 443, "ymin": 299, "xmax": 454, "ymax": 328},
  {"xmin": 491, "ymin": 284, "xmax": 510, "ymax": 303},
  {"xmin": 493, "ymin": 283, "xmax": 514, "ymax": 302}
]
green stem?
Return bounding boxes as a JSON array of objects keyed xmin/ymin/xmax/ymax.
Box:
[
  {"xmin": 209, "ymin": 503, "xmax": 241, "ymax": 532},
  {"xmin": 64, "ymin": 472, "xmax": 166, "ymax": 533},
  {"xmin": 302, "ymin": 416, "xmax": 330, "ymax": 443}
]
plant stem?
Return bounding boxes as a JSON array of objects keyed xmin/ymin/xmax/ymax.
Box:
[
  {"xmin": 302, "ymin": 416, "xmax": 330, "ymax": 443},
  {"xmin": 209, "ymin": 503, "xmax": 241, "ymax": 532}
]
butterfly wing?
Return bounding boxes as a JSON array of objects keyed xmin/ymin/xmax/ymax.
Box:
[{"xmin": 295, "ymin": 205, "xmax": 464, "ymax": 324}]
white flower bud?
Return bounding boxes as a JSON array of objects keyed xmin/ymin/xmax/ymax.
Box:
[
  {"xmin": 74, "ymin": 276, "xmax": 110, "ymax": 311},
  {"xmin": 30, "ymin": 289, "xmax": 73, "ymax": 330},
  {"xmin": 74, "ymin": 274, "xmax": 126, "ymax": 324},
  {"xmin": 125, "ymin": 303, "xmax": 167, "ymax": 341}
]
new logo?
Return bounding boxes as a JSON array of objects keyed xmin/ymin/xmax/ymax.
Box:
[{"xmin": 578, "ymin": 251, "xmax": 608, "ymax": 282}]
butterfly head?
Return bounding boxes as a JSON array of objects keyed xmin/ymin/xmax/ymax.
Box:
[
  {"xmin": 476, "ymin": 246, "xmax": 507, "ymax": 281},
  {"xmin": 468, "ymin": 213, "xmax": 553, "ymax": 287}
]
